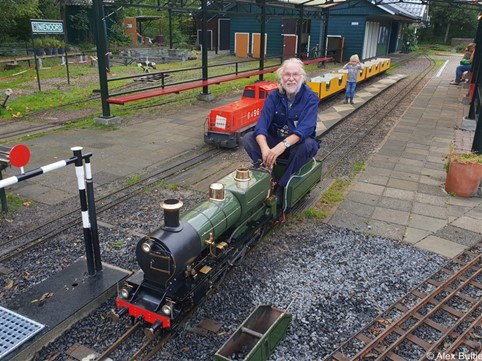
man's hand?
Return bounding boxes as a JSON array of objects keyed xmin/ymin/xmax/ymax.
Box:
[{"xmin": 262, "ymin": 143, "xmax": 285, "ymax": 170}]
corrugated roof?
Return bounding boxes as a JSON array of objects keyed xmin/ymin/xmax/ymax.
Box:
[
  {"xmin": 372, "ymin": 0, "xmax": 426, "ymax": 20},
  {"xmin": 271, "ymin": 0, "xmax": 426, "ymax": 19},
  {"xmin": 66, "ymin": 0, "xmax": 427, "ymax": 20}
]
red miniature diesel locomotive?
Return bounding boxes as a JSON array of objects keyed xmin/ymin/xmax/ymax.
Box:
[{"xmin": 204, "ymin": 81, "xmax": 279, "ymax": 148}]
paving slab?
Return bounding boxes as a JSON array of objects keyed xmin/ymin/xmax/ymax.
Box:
[{"xmin": 328, "ymin": 55, "xmax": 482, "ymax": 257}]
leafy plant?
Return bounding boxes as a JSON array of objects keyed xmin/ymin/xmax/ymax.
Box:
[
  {"xmin": 126, "ymin": 175, "xmax": 143, "ymax": 186},
  {"xmin": 33, "ymin": 38, "xmax": 43, "ymax": 49},
  {"xmin": 445, "ymin": 145, "xmax": 482, "ymax": 165},
  {"xmin": 305, "ymin": 208, "xmax": 326, "ymax": 220},
  {"xmin": 43, "ymin": 37, "xmax": 55, "ymax": 49}
]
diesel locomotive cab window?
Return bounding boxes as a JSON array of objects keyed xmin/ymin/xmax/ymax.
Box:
[
  {"xmin": 260, "ymin": 91, "xmax": 266, "ymax": 99},
  {"xmin": 243, "ymin": 89, "xmax": 255, "ymax": 98}
]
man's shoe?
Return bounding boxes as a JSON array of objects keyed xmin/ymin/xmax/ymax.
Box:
[
  {"xmin": 350, "ymin": 99, "xmax": 354, "ymax": 104},
  {"xmin": 450, "ymin": 81, "xmax": 459, "ymax": 85},
  {"xmin": 274, "ymin": 185, "xmax": 284, "ymax": 200}
]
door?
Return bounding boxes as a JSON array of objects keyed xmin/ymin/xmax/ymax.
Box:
[
  {"xmin": 283, "ymin": 34, "xmax": 297, "ymax": 59},
  {"xmin": 362, "ymin": 22, "xmax": 379, "ymax": 59},
  {"xmin": 197, "ymin": 29, "xmax": 213, "ymax": 50},
  {"xmin": 218, "ymin": 18, "xmax": 230, "ymax": 51},
  {"xmin": 251, "ymin": 33, "xmax": 268, "ymax": 59},
  {"xmin": 235, "ymin": 33, "xmax": 249, "ymax": 58}
]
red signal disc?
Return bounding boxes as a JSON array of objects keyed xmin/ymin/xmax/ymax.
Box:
[{"xmin": 9, "ymin": 144, "xmax": 31, "ymax": 168}]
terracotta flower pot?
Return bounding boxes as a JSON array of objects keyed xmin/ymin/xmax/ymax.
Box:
[{"xmin": 445, "ymin": 161, "xmax": 482, "ymax": 197}]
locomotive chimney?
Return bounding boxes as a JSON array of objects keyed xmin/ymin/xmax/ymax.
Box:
[
  {"xmin": 160, "ymin": 199, "xmax": 183, "ymax": 230},
  {"xmin": 209, "ymin": 183, "xmax": 225, "ymax": 201},
  {"xmin": 234, "ymin": 167, "xmax": 251, "ymax": 189}
]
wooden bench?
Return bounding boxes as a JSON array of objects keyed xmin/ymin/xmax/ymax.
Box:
[{"xmin": 107, "ymin": 67, "xmax": 280, "ymax": 105}]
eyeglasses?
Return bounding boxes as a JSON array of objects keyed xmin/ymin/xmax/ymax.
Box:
[{"xmin": 283, "ymin": 72, "xmax": 301, "ymax": 79}]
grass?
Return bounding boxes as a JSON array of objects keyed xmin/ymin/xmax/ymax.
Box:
[
  {"xmin": 0, "ymin": 53, "xmax": 281, "ymax": 122},
  {"xmin": 417, "ymin": 43, "xmax": 453, "ymax": 55},
  {"xmin": 305, "ymin": 161, "xmax": 366, "ymax": 220},
  {"xmin": 125, "ymin": 174, "xmax": 143, "ymax": 186},
  {"xmin": 1, "ymin": 43, "xmax": 462, "ymax": 124},
  {"xmin": 0, "ymin": 192, "xmax": 30, "ymax": 215}
]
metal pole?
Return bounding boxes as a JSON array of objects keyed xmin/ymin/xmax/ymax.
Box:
[
  {"xmin": 169, "ymin": 9, "xmax": 173, "ymax": 49},
  {"xmin": 93, "ymin": 0, "xmax": 111, "ymax": 118},
  {"xmin": 471, "ymin": 12, "xmax": 482, "ymax": 153},
  {"xmin": 31, "ymin": 36, "xmax": 42, "ymax": 92},
  {"xmin": 84, "ymin": 155, "xmax": 102, "ymax": 272},
  {"xmin": 201, "ymin": 0, "xmax": 209, "ymax": 94},
  {"xmin": 322, "ymin": 10, "xmax": 329, "ymax": 58},
  {"xmin": 72, "ymin": 146, "xmax": 96, "ymax": 276},
  {"xmin": 259, "ymin": 0, "xmax": 266, "ymax": 81},
  {"xmin": 0, "ymin": 168, "xmax": 7, "ymax": 212},
  {"xmin": 297, "ymin": 7, "xmax": 304, "ymax": 58}
]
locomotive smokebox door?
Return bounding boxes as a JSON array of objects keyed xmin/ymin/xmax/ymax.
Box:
[{"xmin": 214, "ymin": 305, "xmax": 292, "ymax": 361}]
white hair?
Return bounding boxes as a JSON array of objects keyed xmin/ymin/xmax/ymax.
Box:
[{"xmin": 276, "ymin": 58, "xmax": 307, "ymax": 83}]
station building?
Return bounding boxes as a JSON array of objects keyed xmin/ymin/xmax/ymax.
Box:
[{"xmin": 195, "ymin": 0, "xmax": 428, "ymax": 61}]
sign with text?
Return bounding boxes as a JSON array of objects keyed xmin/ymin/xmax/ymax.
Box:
[{"xmin": 31, "ymin": 20, "xmax": 64, "ymax": 34}]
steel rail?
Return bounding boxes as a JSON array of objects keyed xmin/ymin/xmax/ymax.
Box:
[
  {"xmin": 327, "ymin": 243, "xmax": 482, "ymax": 361},
  {"xmin": 0, "ymin": 147, "xmax": 223, "ymax": 261},
  {"xmin": 369, "ymin": 257, "xmax": 481, "ymax": 360},
  {"xmin": 97, "ymin": 321, "xmax": 142, "ymax": 361}
]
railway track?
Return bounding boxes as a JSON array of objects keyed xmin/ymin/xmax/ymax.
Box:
[
  {"xmin": 0, "ymin": 54, "xmax": 425, "ymax": 261},
  {"xmin": 2, "ymin": 53, "xmax": 476, "ymax": 361},
  {"xmin": 326, "ymin": 242, "xmax": 482, "ymax": 361},
  {"xmin": 0, "ymin": 148, "xmax": 223, "ymax": 260},
  {"xmin": 95, "ymin": 321, "xmax": 171, "ymax": 361}
]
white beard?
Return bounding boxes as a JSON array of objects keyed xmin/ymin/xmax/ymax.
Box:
[{"xmin": 283, "ymin": 81, "xmax": 302, "ymax": 96}]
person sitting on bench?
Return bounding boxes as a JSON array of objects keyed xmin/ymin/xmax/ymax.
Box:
[{"xmin": 450, "ymin": 42, "xmax": 475, "ymax": 86}]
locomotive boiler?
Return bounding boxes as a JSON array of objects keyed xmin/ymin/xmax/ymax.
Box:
[{"xmin": 114, "ymin": 160, "xmax": 322, "ymax": 336}]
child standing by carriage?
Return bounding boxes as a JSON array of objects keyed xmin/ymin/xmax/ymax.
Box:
[{"xmin": 343, "ymin": 54, "xmax": 364, "ymax": 104}]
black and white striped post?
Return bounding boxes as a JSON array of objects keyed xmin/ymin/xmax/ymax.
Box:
[
  {"xmin": 0, "ymin": 147, "xmax": 101, "ymax": 276},
  {"xmin": 71, "ymin": 147, "xmax": 102, "ymax": 276},
  {"xmin": 83, "ymin": 152, "xmax": 102, "ymax": 272}
]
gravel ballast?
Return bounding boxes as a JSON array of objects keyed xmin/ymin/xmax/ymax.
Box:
[{"xmin": 25, "ymin": 210, "xmax": 446, "ymax": 361}]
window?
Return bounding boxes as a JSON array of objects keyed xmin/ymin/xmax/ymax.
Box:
[{"xmin": 243, "ymin": 89, "xmax": 255, "ymax": 98}]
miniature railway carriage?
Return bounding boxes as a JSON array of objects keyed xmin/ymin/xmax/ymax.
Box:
[
  {"xmin": 307, "ymin": 57, "xmax": 391, "ymax": 101},
  {"xmin": 204, "ymin": 81, "xmax": 278, "ymax": 148},
  {"xmin": 114, "ymin": 159, "xmax": 322, "ymax": 334}
]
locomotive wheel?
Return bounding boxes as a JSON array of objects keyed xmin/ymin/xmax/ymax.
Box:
[{"xmin": 230, "ymin": 224, "xmax": 268, "ymax": 267}]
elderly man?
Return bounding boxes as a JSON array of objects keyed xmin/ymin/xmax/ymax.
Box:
[{"xmin": 242, "ymin": 58, "xmax": 320, "ymax": 199}]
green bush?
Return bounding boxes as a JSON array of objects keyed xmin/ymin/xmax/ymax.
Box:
[
  {"xmin": 33, "ymin": 38, "xmax": 43, "ymax": 49},
  {"xmin": 455, "ymin": 44, "xmax": 468, "ymax": 53}
]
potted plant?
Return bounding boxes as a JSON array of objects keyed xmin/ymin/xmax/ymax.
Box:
[
  {"xmin": 51, "ymin": 39, "xmax": 61, "ymax": 55},
  {"xmin": 33, "ymin": 38, "xmax": 45, "ymax": 56},
  {"xmin": 445, "ymin": 146, "xmax": 482, "ymax": 197},
  {"xmin": 44, "ymin": 37, "xmax": 54, "ymax": 55},
  {"xmin": 57, "ymin": 40, "xmax": 65, "ymax": 54}
]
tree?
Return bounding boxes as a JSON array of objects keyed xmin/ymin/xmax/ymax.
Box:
[
  {"xmin": 420, "ymin": 2, "xmax": 478, "ymax": 43},
  {"xmin": 0, "ymin": 0, "xmax": 40, "ymax": 41}
]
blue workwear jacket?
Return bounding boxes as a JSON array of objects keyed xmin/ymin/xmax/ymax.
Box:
[{"xmin": 253, "ymin": 83, "xmax": 318, "ymax": 143}]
